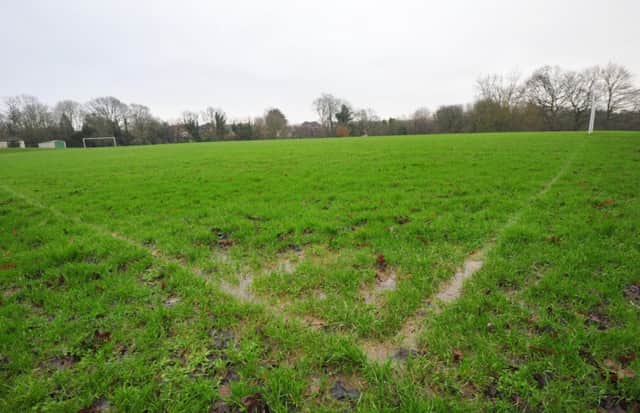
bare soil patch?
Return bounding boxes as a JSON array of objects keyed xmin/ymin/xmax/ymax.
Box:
[
  {"xmin": 2, "ymin": 286, "xmax": 21, "ymax": 298},
  {"xmin": 219, "ymin": 274, "xmax": 255, "ymax": 302},
  {"xmin": 269, "ymin": 247, "xmax": 304, "ymax": 275},
  {"xmin": 330, "ymin": 381, "xmax": 361, "ymax": 401},
  {"xmin": 623, "ymin": 283, "xmax": 640, "ymax": 304},
  {"xmin": 163, "ymin": 295, "xmax": 181, "ymax": 307},
  {"xmin": 362, "ymin": 250, "xmax": 487, "ymax": 362},
  {"xmin": 435, "ymin": 251, "xmax": 485, "ymax": 303},
  {"xmin": 79, "ymin": 397, "xmax": 111, "ymax": 413},
  {"xmin": 361, "ymin": 254, "xmax": 399, "ymax": 305},
  {"xmin": 45, "ymin": 354, "xmax": 80, "ymax": 370}
]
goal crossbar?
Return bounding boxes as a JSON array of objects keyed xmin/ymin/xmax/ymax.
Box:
[{"xmin": 83, "ymin": 137, "xmax": 117, "ymax": 148}]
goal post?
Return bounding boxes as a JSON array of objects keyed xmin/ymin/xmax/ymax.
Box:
[
  {"xmin": 588, "ymin": 93, "xmax": 596, "ymax": 135},
  {"xmin": 83, "ymin": 137, "xmax": 117, "ymax": 148}
]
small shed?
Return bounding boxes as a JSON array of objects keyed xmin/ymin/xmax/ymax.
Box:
[
  {"xmin": 0, "ymin": 139, "xmax": 26, "ymax": 149},
  {"xmin": 38, "ymin": 140, "xmax": 66, "ymax": 149}
]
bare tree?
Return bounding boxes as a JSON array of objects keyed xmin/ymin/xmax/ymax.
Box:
[
  {"xmin": 253, "ymin": 116, "xmax": 265, "ymax": 139},
  {"xmin": 633, "ymin": 93, "xmax": 640, "ymax": 112},
  {"xmin": 561, "ymin": 67, "xmax": 600, "ymax": 130},
  {"xmin": 0, "ymin": 113, "xmax": 8, "ymax": 140},
  {"xmin": 525, "ymin": 66, "xmax": 567, "ymax": 130},
  {"xmin": 2, "ymin": 95, "xmax": 53, "ymax": 144},
  {"xmin": 53, "ymin": 100, "xmax": 84, "ymax": 131},
  {"xmin": 3, "ymin": 97, "xmax": 22, "ymax": 127},
  {"xmin": 412, "ymin": 107, "xmax": 432, "ymax": 133},
  {"xmin": 181, "ymin": 111, "xmax": 200, "ymax": 140},
  {"xmin": 86, "ymin": 96, "xmax": 129, "ymax": 135},
  {"xmin": 200, "ymin": 107, "xmax": 227, "ymax": 139},
  {"xmin": 4, "ymin": 95, "xmax": 52, "ymax": 130},
  {"xmin": 474, "ymin": 72, "xmax": 524, "ymax": 131},
  {"xmin": 264, "ymin": 108, "xmax": 288, "ymax": 138},
  {"xmin": 86, "ymin": 96, "xmax": 127, "ymax": 124},
  {"xmin": 600, "ymin": 63, "xmax": 639, "ymax": 127},
  {"xmin": 201, "ymin": 107, "xmax": 215, "ymax": 125},
  {"xmin": 201, "ymin": 106, "xmax": 219, "ymax": 136},
  {"xmin": 413, "ymin": 107, "xmax": 430, "ymax": 119},
  {"xmin": 312, "ymin": 93, "xmax": 341, "ymax": 135},
  {"xmin": 352, "ymin": 108, "xmax": 378, "ymax": 136},
  {"xmin": 127, "ymin": 104, "xmax": 155, "ymax": 144},
  {"xmin": 475, "ymin": 72, "xmax": 523, "ymax": 108}
]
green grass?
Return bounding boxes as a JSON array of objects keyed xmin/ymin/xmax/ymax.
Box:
[{"xmin": 1, "ymin": 131, "xmax": 639, "ymax": 412}]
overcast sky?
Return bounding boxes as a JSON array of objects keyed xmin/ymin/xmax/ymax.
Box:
[{"xmin": 2, "ymin": 0, "xmax": 639, "ymax": 123}]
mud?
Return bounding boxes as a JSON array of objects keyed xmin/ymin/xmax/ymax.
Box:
[
  {"xmin": 362, "ymin": 268, "xmax": 398, "ymax": 305},
  {"xmin": 219, "ymin": 274, "xmax": 255, "ymax": 302},
  {"xmin": 434, "ymin": 253, "xmax": 485, "ymax": 303}
]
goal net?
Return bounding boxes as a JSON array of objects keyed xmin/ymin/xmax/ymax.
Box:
[{"xmin": 83, "ymin": 137, "xmax": 117, "ymax": 148}]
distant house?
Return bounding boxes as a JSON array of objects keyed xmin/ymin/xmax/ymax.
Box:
[
  {"xmin": 0, "ymin": 139, "xmax": 26, "ymax": 149},
  {"xmin": 38, "ymin": 140, "xmax": 67, "ymax": 149}
]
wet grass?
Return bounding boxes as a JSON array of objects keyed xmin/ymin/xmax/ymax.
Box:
[{"xmin": 1, "ymin": 131, "xmax": 639, "ymax": 411}]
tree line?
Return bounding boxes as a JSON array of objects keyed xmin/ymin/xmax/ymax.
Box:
[{"xmin": 1, "ymin": 62, "xmax": 639, "ymax": 147}]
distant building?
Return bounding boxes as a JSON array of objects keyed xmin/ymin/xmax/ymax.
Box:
[
  {"xmin": 0, "ymin": 139, "xmax": 26, "ymax": 149},
  {"xmin": 38, "ymin": 140, "xmax": 67, "ymax": 149}
]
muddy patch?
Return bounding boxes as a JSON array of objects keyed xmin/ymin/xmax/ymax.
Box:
[
  {"xmin": 361, "ymin": 340, "xmax": 398, "ymax": 362},
  {"xmin": 79, "ymin": 397, "xmax": 111, "ymax": 413},
  {"xmin": 363, "ymin": 341, "xmax": 419, "ymax": 363},
  {"xmin": 360, "ymin": 319, "xmax": 424, "ymax": 363},
  {"xmin": 330, "ymin": 381, "xmax": 361, "ymax": 401},
  {"xmin": 217, "ymin": 383, "xmax": 232, "ymax": 399},
  {"xmin": 434, "ymin": 251, "xmax": 485, "ymax": 303},
  {"xmin": 210, "ymin": 393, "xmax": 270, "ymax": 413},
  {"xmin": 268, "ymin": 247, "xmax": 304, "ymax": 275},
  {"xmin": 302, "ymin": 315, "xmax": 329, "ymax": 331},
  {"xmin": 208, "ymin": 250, "xmax": 231, "ymax": 266},
  {"xmin": 360, "ymin": 249, "xmax": 488, "ymax": 363},
  {"xmin": 393, "ymin": 347, "xmax": 418, "ymax": 361},
  {"xmin": 278, "ymin": 259, "xmax": 297, "ymax": 274},
  {"xmin": 305, "ymin": 376, "xmax": 322, "ymax": 397},
  {"xmin": 624, "ymin": 283, "xmax": 640, "ymax": 305},
  {"xmin": 212, "ymin": 228, "xmax": 235, "ymax": 248},
  {"xmin": 361, "ymin": 255, "xmax": 399, "ymax": 305},
  {"xmin": 362, "ymin": 304, "xmax": 433, "ymax": 362},
  {"xmin": 362, "ymin": 274, "xmax": 397, "ymax": 305},
  {"xmin": 396, "ymin": 304, "xmax": 434, "ymax": 344},
  {"xmin": 394, "ymin": 216, "xmax": 411, "ymax": 225},
  {"xmin": 584, "ymin": 309, "xmax": 610, "ymax": 330},
  {"xmin": 599, "ymin": 395, "xmax": 639, "ymax": 413},
  {"xmin": 219, "ymin": 274, "xmax": 255, "ymax": 302},
  {"xmin": 211, "ymin": 329, "xmax": 236, "ymax": 350},
  {"xmin": 217, "ymin": 270, "xmax": 330, "ymax": 333},
  {"xmin": 2, "ymin": 286, "xmax": 21, "ymax": 298},
  {"xmin": 532, "ymin": 371, "xmax": 554, "ymax": 389},
  {"xmin": 45, "ymin": 354, "xmax": 80, "ymax": 370},
  {"xmin": 163, "ymin": 295, "xmax": 181, "ymax": 307},
  {"xmin": 460, "ymin": 382, "xmax": 478, "ymax": 399}
]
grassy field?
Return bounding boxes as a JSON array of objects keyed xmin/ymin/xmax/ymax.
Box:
[{"xmin": 1, "ymin": 131, "xmax": 639, "ymax": 412}]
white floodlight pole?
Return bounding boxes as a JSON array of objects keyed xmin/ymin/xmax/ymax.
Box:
[{"xmin": 588, "ymin": 92, "xmax": 596, "ymax": 135}]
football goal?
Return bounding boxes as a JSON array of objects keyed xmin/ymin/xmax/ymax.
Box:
[{"xmin": 83, "ymin": 137, "xmax": 117, "ymax": 148}]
